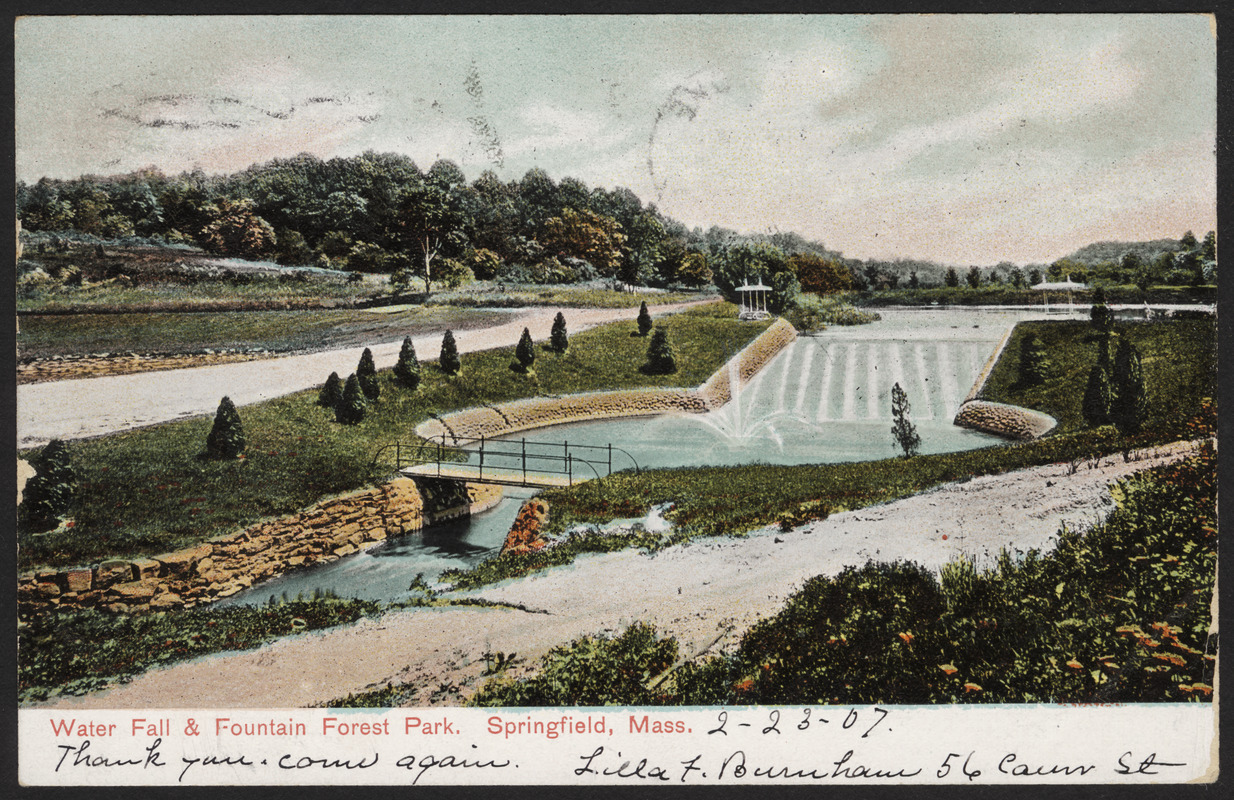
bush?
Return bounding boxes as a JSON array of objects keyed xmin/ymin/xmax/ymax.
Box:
[
  {"xmin": 439, "ymin": 329, "xmax": 461, "ymax": 375},
  {"xmin": 21, "ymin": 439, "xmax": 75, "ymax": 532},
  {"xmin": 550, "ymin": 312, "xmax": 569, "ymax": 354},
  {"xmin": 1111, "ymin": 339, "xmax": 1147, "ymax": 434},
  {"xmin": 393, "ymin": 337, "xmax": 421, "ymax": 389},
  {"xmin": 357, "ymin": 347, "xmax": 380, "ymax": 401},
  {"xmin": 1018, "ymin": 334, "xmax": 1050, "ymax": 386},
  {"xmin": 1082, "ymin": 362, "xmax": 1113, "ymax": 427},
  {"xmin": 335, "ymin": 374, "xmax": 366, "ymax": 425},
  {"xmin": 515, "ymin": 327, "xmax": 536, "ymax": 372},
  {"xmin": 471, "ymin": 623, "xmax": 677, "ymax": 706},
  {"xmin": 643, "ymin": 327, "xmax": 677, "ymax": 374},
  {"xmin": 317, "ymin": 372, "xmax": 343, "ymax": 408},
  {"xmin": 637, "ymin": 300, "xmax": 652, "ymax": 336},
  {"xmin": 205, "ymin": 397, "xmax": 245, "ymax": 459}
]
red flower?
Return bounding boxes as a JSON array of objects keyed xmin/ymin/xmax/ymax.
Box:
[
  {"xmin": 941, "ymin": 534, "xmax": 948, "ymax": 540},
  {"xmin": 963, "ymin": 682, "xmax": 982, "ymax": 693},
  {"xmin": 898, "ymin": 632, "xmax": 914, "ymax": 645}
]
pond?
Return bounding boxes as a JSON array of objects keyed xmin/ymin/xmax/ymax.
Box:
[{"xmin": 220, "ymin": 307, "xmax": 1064, "ymax": 605}]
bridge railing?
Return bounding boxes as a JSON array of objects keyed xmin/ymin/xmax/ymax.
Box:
[{"xmin": 371, "ymin": 435, "xmax": 641, "ymax": 488}]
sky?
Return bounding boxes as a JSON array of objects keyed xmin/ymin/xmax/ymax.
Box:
[{"xmin": 15, "ymin": 14, "xmax": 1217, "ymax": 265}]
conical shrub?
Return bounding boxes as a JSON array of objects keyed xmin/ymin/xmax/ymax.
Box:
[
  {"xmin": 357, "ymin": 347, "xmax": 380, "ymax": 400},
  {"xmin": 20, "ymin": 439, "xmax": 75, "ymax": 531},
  {"xmin": 1111, "ymin": 339, "xmax": 1148, "ymax": 434},
  {"xmin": 550, "ymin": 312, "xmax": 569, "ymax": 354},
  {"xmin": 336, "ymin": 374, "xmax": 367, "ymax": 425},
  {"xmin": 1082, "ymin": 362, "xmax": 1112, "ymax": 427},
  {"xmin": 644, "ymin": 327, "xmax": 677, "ymax": 374},
  {"xmin": 637, "ymin": 300, "xmax": 653, "ymax": 336},
  {"xmin": 318, "ymin": 371, "xmax": 343, "ymax": 408},
  {"xmin": 440, "ymin": 329, "xmax": 461, "ymax": 375},
  {"xmin": 206, "ymin": 396, "xmax": 246, "ymax": 458},
  {"xmin": 516, "ymin": 327, "xmax": 536, "ymax": 372},
  {"xmin": 394, "ymin": 337, "xmax": 421, "ymax": 389}
]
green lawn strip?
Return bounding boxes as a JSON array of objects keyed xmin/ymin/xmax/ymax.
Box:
[
  {"xmin": 425, "ymin": 284, "xmax": 712, "ymax": 309},
  {"xmin": 18, "ymin": 276, "xmax": 387, "ymax": 313},
  {"xmin": 979, "ymin": 319, "xmax": 1217, "ymax": 434},
  {"xmin": 18, "ymin": 303, "xmax": 768, "ymax": 572},
  {"xmin": 444, "ymin": 319, "xmax": 1215, "ymax": 591},
  {"xmin": 18, "ymin": 307, "xmax": 507, "ymax": 359},
  {"xmin": 471, "ymin": 442, "xmax": 1217, "ymax": 706}
]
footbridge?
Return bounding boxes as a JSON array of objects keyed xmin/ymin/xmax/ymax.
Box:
[{"xmin": 373, "ymin": 435, "xmax": 641, "ymax": 489}]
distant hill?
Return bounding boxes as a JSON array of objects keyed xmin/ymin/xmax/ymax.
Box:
[{"xmin": 1064, "ymin": 239, "xmax": 1181, "ymax": 264}]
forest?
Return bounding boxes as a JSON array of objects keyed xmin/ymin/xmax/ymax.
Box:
[{"xmin": 16, "ymin": 152, "xmax": 1216, "ymax": 298}]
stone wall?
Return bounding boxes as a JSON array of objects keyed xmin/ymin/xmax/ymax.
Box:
[
  {"xmin": 17, "ymin": 478, "xmax": 502, "ymax": 616},
  {"xmin": 416, "ymin": 319, "xmax": 798, "ymax": 444},
  {"xmin": 953, "ymin": 399, "xmax": 1057, "ymax": 440},
  {"xmin": 696, "ymin": 319, "xmax": 797, "ymax": 408}
]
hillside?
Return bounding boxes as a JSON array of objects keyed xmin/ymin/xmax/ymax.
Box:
[{"xmin": 1064, "ymin": 238, "xmax": 1181, "ymax": 264}]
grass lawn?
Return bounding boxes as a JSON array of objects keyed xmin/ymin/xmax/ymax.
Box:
[
  {"xmin": 425, "ymin": 282, "xmax": 713, "ymax": 309},
  {"xmin": 19, "ymin": 302, "xmax": 769, "ymax": 571},
  {"xmin": 980, "ymin": 319, "xmax": 1217, "ymax": 434},
  {"xmin": 18, "ymin": 307, "xmax": 509, "ymax": 359}
]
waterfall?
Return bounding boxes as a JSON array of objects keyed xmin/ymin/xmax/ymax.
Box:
[
  {"xmin": 794, "ymin": 342, "xmax": 816, "ymax": 415},
  {"xmin": 939, "ymin": 342, "xmax": 960, "ymax": 418},
  {"xmin": 841, "ymin": 344, "xmax": 858, "ymax": 420},
  {"xmin": 816, "ymin": 344, "xmax": 836, "ymax": 422},
  {"xmin": 912, "ymin": 341, "xmax": 935, "ymax": 420},
  {"xmin": 865, "ymin": 342, "xmax": 880, "ymax": 419},
  {"xmin": 774, "ymin": 345, "xmax": 794, "ymax": 415}
]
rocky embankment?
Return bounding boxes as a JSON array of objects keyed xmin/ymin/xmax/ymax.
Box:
[
  {"xmin": 954, "ymin": 399, "xmax": 1057, "ymax": 440},
  {"xmin": 499, "ymin": 498, "xmax": 552, "ymax": 556},
  {"xmin": 18, "ymin": 478, "xmax": 502, "ymax": 616}
]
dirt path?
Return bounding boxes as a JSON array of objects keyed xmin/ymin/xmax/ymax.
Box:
[
  {"xmin": 16, "ymin": 300, "xmax": 709, "ymax": 448},
  {"xmin": 39, "ymin": 440, "xmax": 1200, "ymax": 710}
]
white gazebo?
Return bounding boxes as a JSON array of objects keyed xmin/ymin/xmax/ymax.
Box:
[
  {"xmin": 1032, "ymin": 275, "xmax": 1088, "ymax": 313},
  {"xmin": 736, "ymin": 276, "xmax": 772, "ymax": 320}
]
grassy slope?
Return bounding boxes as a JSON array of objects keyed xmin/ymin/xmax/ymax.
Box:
[
  {"xmin": 18, "ymin": 307, "xmax": 506, "ymax": 359},
  {"xmin": 980, "ymin": 320, "xmax": 1217, "ymax": 434},
  {"xmin": 19, "ymin": 303, "xmax": 768, "ymax": 571}
]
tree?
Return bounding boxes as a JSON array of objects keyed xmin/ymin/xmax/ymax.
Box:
[
  {"xmin": 790, "ymin": 253, "xmax": 852, "ymax": 295},
  {"xmin": 966, "ymin": 266, "xmax": 981, "ymax": 289},
  {"xmin": 205, "ymin": 396, "xmax": 246, "ymax": 459},
  {"xmin": 644, "ymin": 328, "xmax": 677, "ymax": 374},
  {"xmin": 1027, "ymin": 267, "xmax": 1042, "ymax": 286},
  {"xmin": 540, "ymin": 208, "xmax": 626, "ymax": 278},
  {"xmin": 336, "ymin": 374, "xmax": 367, "ymax": 425},
  {"xmin": 637, "ymin": 301, "xmax": 653, "ymax": 336},
  {"xmin": 1200, "ymin": 230, "xmax": 1216, "ymax": 262},
  {"xmin": 469, "ymin": 248, "xmax": 502, "ymax": 280},
  {"xmin": 199, "ymin": 198, "xmax": 276, "ymax": 258},
  {"xmin": 945, "ymin": 267, "xmax": 960, "ymax": 288},
  {"xmin": 357, "ymin": 347, "xmax": 380, "ymax": 401},
  {"xmin": 318, "ymin": 371, "xmax": 344, "ymax": 408},
  {"xmin": 398, "ymin": 183, "xmax": 463, "ymax": 294},
  {"xmin": 1019, "ymin": 334, "xmax": 1050, "ymax": 386},
  {"xmin": 515, "ymin": 327, "xmax": 536, "ymax": 372},
  {"xmin": 439, "ymin": 329, "xmax": 461, "ymax": 375},
  {"xmin": 1090, "ymin": 286, "xmax": 1112, "ymax": 332},
  {"xmin": 678, "ymin": 252, "xmax": 712, "ymax": 287},
  {"xmin": 1009, "ymin": 267, "xmax": 1026, "ymax": 288},
  {"xmin": 890, "ymin": 383, "xmax": 921, "ymax": 458},
  {"xmin": 21, "ymin": 439, "xmax": 75, "ymax": 531},
  {"xmin": 1111, "ymin": 339, "xmax": 1147, "ymax": 434},
  {"xmin": 769, "ymin": 270, "xmax": 801, "ymax": 313},
  {"xmin": 550, "ymin": 312, "xmax": 569, "ymax": 354},
  {"xmin": 1082, "ymin": 361, "xmax": 1113, "ymax": 427},
  {"xmin": 908, "ymin": 271, "xmax": 921, "ymax": 290},
  {"xmin": 394, "ymin": 337, "xmax": 421, "ymax": 389},
  {"xmin": 1179, "ymin": 230, "xmax": 1198, "ymax": 251}
]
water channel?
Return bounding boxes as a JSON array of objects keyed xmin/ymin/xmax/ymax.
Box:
[{"xmin": 221, "ymin": 307, "xmax": 1079, "ymax": 606}]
